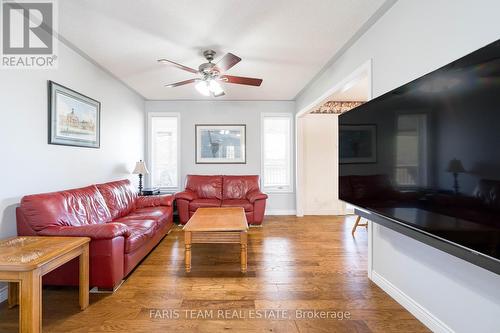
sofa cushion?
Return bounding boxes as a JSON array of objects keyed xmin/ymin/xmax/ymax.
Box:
[
  {"xmin": 221, "ymin": 199, "xmax": 254, "ymax": 212},
  {"xmin": 123, "ymin": 220, "xmax": 156, "ymax": 254},
  {"xmin": 96, "ymin": 179, "xmax": 137, "ymax": 219},
  {"xmin": 186, "ymin": 175, "xmax": 223, "ymax": 199},
  {"xmin": 223, "ymin": 175, "xmax": 260, "ymax": 200},
  {"xmin": 118, "ymin": 219, "xmax": 157, "ymax": 231},
  {"xmin": 115, "ymin": 207, "xmax": 171, "ymax": 230},
  {"xmin": 189, "ymin": 198, "xmax": 221, "ymax": 212},
  {"xmin": 19, "ymin": 185, "xmax": 111, "ymax": 231}
]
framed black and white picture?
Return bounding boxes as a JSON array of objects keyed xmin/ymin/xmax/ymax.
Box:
[
  {"xmin": 48, "ymin": 81, "xmax": 101, "ymax": 148},
  {"xmin": 195, "ymin": 124, "xmax": 246, "ymax": 164},
  {"xmin": 339, "ymin": 124, "xmax": 377, "ymax": 164}
]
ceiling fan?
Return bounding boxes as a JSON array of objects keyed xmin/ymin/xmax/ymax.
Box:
[{"xmin": 158, "ymin": 50, "xmax": 263, "ymax": 97}]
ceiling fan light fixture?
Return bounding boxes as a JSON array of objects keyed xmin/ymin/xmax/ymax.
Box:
[
  {"xmin": 195, "ymin": 80, "xmax": 210, "ymax": 96},
  {"xmin": 159, "ymin": 50, "xmax": 261, "ymax": 97},
  {"xmin": 209, "ymin": 79, "xmax": 224, "ymax": 96}
]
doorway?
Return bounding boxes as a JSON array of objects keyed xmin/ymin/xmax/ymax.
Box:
[{"xmin": 296, "ymin": 60, "xmax": 372, "ymax": 216}]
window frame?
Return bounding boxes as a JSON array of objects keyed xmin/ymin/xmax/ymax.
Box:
[
  {"xmin": 146, "ymin": 112, "xmax": 181, "ymax": 192},
  {"xmin": 394, "ymin": 112, "xmax": 429, "ymax": 189},
  {"xmin": 261, "ymin": 112, "xmax": 294, "ymax": 193}
]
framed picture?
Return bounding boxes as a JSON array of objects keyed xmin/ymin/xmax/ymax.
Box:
[
  {"xmin": 339, "ymin": 124, "xmax": 377, "ymax": 164},
  {"xmin": 195, "ymin": 124, "xmax": 246, "ymax": 164},
  {"xmin": 48, "ymin": 81, "xmax": 101, "ymax": 148}
]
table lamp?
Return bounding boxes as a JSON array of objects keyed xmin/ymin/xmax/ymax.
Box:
[
  {"xmin": 132, "ymin": 160, "xmax": 149, "ymax": 194},
  {"xmin": 446, "ymin": 158, "xmax": 465, "ymax": 195}
]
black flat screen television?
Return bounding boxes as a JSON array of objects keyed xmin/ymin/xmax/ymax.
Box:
[{"xmin": 339, "ymin": 39, "xmax": 500, "ymax": 274}]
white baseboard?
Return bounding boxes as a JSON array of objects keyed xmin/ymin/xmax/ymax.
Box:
[
  {"xmin": 303, "ymin": 209, "xmax": 343, "ymax": 216},
  {"xmin": 265, "ymin": 209, "xmax": 297, "ymax": 216},
  {"xmin": 371, "ymin": 271, "xmax": 454, "ymax": 333},
  {"xmin": 0, "ymin": 284, "xmax": 7, "ymax": 304}
]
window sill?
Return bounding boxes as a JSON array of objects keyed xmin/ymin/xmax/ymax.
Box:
[
  {"xmin": 263, "ymin": 189, "xmax": 294, "ymax": 194},
  {"xmin": 158, "ymin": 188, "xmax": 179, "ymax": 194}
]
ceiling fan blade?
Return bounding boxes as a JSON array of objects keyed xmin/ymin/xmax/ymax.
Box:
[
  {"xmin": 215, "ymin": 53, "xmax": 241, "ymax": 72},
  {"xmin": 221, "ymin": 75, "xmax": 263, "ymax": 86},
  {"xmin": 164, "ymin": 78, "xmax": 199, "ymax": 87},
  {"xmin": 158, "ymin": 58, "xmax": 198, "ymax": 74}
]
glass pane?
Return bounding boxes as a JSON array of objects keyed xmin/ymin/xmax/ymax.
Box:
[
  {"xmin": 395, "ymin": 114, "xmax": 427, "ymax": 186},
  {"xmin": 151, "ymin": 116, "xmax": 178, "ymax": 188},
  {"xmin": 263, "ymin": 116, "xmax": 291, "ymax": 188}
]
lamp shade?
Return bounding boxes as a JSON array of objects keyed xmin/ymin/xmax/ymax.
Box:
[
  {"xmin": 132, "ymin": 160, "xmax": 149, "ymax": 175},
  {"xmin": 446, "ymin": 158, "xmax": 465, "ymax": 173}
]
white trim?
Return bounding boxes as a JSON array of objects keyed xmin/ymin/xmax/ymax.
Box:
[
  {"xmin": 367, "ymin": 220, "xmax": 373, "ymax": 279},
  {"xmin": 0, "ymin": 283, "xmax": 8, "ymax": 304},
  {"xmin": 146, "ymin": 111, "xmax": 181, "ymax": 191},
  {"xmin": 265, "ymin": 209, "xmax": 297, "ymax": 216},
  {"xmin": 261, "ymin": 112, "xmax": 294, "ymax": 193},
  {"xmin": 303, "ymin": 209, "xmax": 344, "ymax": 216},
  {"xmin": 295, "ymin": 59, "xmax": 373, "ymax": 118},
  {"xmin": 295, "ymin": 116, "xmax": 305, "ymax": 217},
  {"xmin": 371, "ymin": 271, "xmax": 454, "ymax": 333}
]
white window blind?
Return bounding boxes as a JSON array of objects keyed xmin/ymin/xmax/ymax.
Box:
[
  {"xmin": 262, "ymin": 114, "xmax": 292, "ymax": 192},
  {"xmin": 150, "ymin": 114, "xmax": 179, "ymax": 189}
]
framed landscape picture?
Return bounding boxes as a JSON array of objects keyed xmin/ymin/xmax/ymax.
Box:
[
  {"xmin": 48, "ymin": 81, "xmax": 100, "ymax": 148},
  {"xmin": 195, "ymin": 124, "xmax": 246, "ymax": 164},
  {"xmin": 339, "ymin": 124, "xmax": 377, "ymax": 164}
]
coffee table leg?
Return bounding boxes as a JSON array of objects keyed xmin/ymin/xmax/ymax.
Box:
[
  {"xmin": 20, "ymin": 269, "xmax": 42, "ymax": 333},
  {"xmin": 185, "ymin": 231, "xmax": 192, "ymax": 273},
  {"xmin": 241, "ymin": 231, "xmax": 248, "ymax": 273},
  {"xmin": 79, "ymin": 243, "xmax": 89, "ymax": 310},
  {"xmin": 8, "ymin": 281, "xmax": 19, "ymax": 308}
]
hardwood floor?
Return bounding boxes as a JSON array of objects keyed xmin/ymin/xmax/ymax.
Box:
[{"xmin": 0, "ymin": 215, "xmax": 429, "ymax": 332}]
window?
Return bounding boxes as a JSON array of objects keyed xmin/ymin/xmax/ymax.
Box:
[
  {"xmin": 148, "ymin": 113, "xmax": 180, "ymax": 190},
  {"xmin": 395, "ymin": 114, "xmax": 428, "ymax": 187},
  {"xmin": 262, "ymin": 114, "xmax": 293, "ymax": 192}
]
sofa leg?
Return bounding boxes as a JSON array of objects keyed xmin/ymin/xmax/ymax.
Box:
[{"xmin": 89, "ymin": 280, "xmax": 125, "ymax": 294}]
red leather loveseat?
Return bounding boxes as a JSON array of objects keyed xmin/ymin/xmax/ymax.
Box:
[
  {"xmin": 16, "ymin": 179, "xmax": 174, "ymax": 290},
  {"xmin": 340, "ymin": 174, "xmax": 417, "ymax": 208},
  {"xmin": 175, "ymin": 175, "xmax": 268, "ymax": 225}
]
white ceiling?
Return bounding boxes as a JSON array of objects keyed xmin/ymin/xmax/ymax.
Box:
[{"xmin": 59, "ymin": 0, "xmax": 387, "ymax": 100}]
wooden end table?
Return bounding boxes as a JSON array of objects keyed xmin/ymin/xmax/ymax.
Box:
[
  {"xmin": 0, "ymin": 236, "xmax": 90, "ymax": 333},
  {"xmin": 183, "ymin": 207, "xmax": 249, "ymax": 273}
]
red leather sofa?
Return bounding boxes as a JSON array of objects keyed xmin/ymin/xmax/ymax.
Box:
[
  {"xmin": 175, "ymin": 175, "xmax": 268, "ymax": 225},
  {"xmin": 425, "ymin": 179, "xmax": 500, "ymax": 227},
  {"xmin": 16, "ymin": 179, "xmax": 174, "ymax": 290},
  {"xmin": 340, "ymin": 174, "xmax": 418, "ymax": 208}
]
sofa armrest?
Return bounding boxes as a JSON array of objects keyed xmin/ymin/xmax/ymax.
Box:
[
  {"xmin": 175, "ymin": 190, "xmax": 198, "ymax": 201},
  {"xmin": 38, "ymin": 223, "xmax": 130, "ymax": 240},
  {"xmin": 136, "ymin": 194, "xmax": 173, "ymax": 208},
  {"xmin": 247, "ymin": 190, "xmax": 268, "ymax": 203}
]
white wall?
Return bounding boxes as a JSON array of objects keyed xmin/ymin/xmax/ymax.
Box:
[
  {"xmin": 0, "ymin": 41, "xmax": 145, "ymax": 239},
  {"xmin": 145, "ymin": 100, "xmax": 296, "ymax": 214},
  {"xmin": 302, "ymin": 114, "xmax": 343, "ymax": 215},
  {"xmin": 295, "ymin": 0, "xmax": 500, "ymax": 332}
]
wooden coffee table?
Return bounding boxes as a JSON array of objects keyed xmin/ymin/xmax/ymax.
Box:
[
  {"xmin": 0, "ymin": 236, "xmax": 90, "ymax": 333},
  {"xmin": 183, "ymin": 207, "xmax": 249, "ymax": 273}
]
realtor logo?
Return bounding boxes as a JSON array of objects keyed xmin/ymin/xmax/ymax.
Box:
[{"xmin": 1, "ymin": 0, "xmax": 58, "ymax": 68}]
